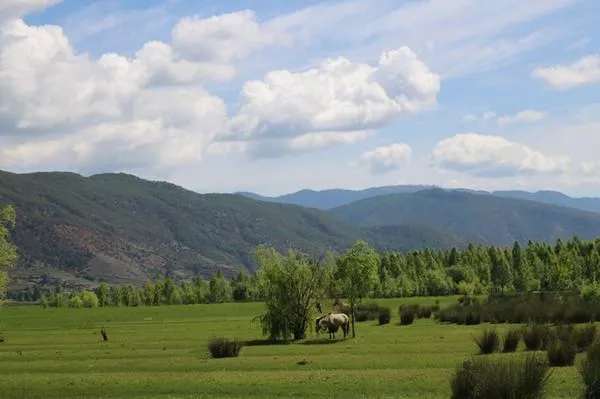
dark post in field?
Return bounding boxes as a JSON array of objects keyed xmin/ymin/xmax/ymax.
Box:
[{"xmin": 100, "ymin": 327, "xmax": 108, "ymax": 342}]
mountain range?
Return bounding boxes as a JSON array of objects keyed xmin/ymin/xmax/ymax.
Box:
[
  {"xmin": 237, "ymin": 186, "xmax": 600, "ymax": 213},
  {"xmin": 3, "ymin": 170, "xmax": 600, "ymax": 290}
]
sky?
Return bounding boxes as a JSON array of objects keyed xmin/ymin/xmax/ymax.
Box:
[{"xmin": 0, "ymin": 0, "xmax": 599, "ymax": 196}]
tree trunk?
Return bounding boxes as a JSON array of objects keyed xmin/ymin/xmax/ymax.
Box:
[{"xmin": 351, "ymin": 303, "xmax": 356, "ymax": 338}]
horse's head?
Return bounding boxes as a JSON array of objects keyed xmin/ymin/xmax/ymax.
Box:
[{"xmin": 315, "ymin": 315, "xmax": 326, "ymax": 333}]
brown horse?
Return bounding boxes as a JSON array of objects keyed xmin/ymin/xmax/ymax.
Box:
[{"xmin": 315, "ymin": 312, "xmax": 350, "ymax": 339}]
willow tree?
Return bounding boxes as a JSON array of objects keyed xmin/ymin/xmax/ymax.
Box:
[
  {"xmin": 0, "ymin": 205, "xmax": 18, "ymax": 298},
  {"xmin": 253, "ymin": 245, "xmax": 333, "ymax": 341},
  {"xmin": 335, "ymin": 240, "xmax": 379, "ymax": 338}
]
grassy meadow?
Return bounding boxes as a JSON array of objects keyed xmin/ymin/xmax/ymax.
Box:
[{"xmin": 0, "ymin": 296, "xmax": 585, "ymax": 398}]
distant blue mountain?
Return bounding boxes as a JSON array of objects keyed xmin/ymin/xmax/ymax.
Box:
[{"xmin": 236, "ymin": 186, "xmax": 600, "ymax": 214}]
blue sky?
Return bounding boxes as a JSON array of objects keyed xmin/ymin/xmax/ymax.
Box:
[{"xmin": 1, "ymin": 0, "xmax": 599, "ymax": 196}]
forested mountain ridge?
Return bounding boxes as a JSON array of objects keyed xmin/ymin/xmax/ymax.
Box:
[
  {"xmin": 329, "ymin": 189, "xmax": 600, "ymax": 246},
  {"xmin": 238, "ymin": 185, "xmax": 600, "ymax": 213},
  {"xmin": 0, "ymin": 171, "xmax": 467, "ymax": 288}
]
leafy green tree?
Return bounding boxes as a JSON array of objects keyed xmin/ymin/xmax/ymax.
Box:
[
  {"xmin": 335, "ymin": 240, "xmax": 379, "ymax": 337},
  {"xmin": 0, "ymin": 205, "xmax": 18, "ymax": 297},
  {"xmin": 193, "ymin": 276, "xmax": 208, "ymax": 303},
  {"xmin": 253, "ymin": 245, "xmax": 332, "ymax": 341},
  {"xmin": 231, "ymin": 270, "xmax": 254, "ymax": 301},
  {"xmin": 96, "ymin": 283, "xmax": 111, "ymax": 307},
  {"xmin": 69, "ymin": 294, "xmax": 83, "ymax": 308},
  {"xmin": 208, "ymin": 271, "xmax": 232, "ymax": 303},
  {"xmin": 81, "ymin": 290, "xmax": 99, "ymax": 308}
]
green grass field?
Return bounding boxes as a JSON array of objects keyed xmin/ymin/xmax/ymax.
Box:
[{"xmin": 0, "ymin": 297, "xmax": 584, "ymax": 398}]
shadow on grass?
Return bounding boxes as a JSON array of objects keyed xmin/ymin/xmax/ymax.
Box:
[
  {"xmin": 301, "ymin": 338, "xmax": 346, "ymax": 345},
  {"xmin": 242, "ymin": 339, "xmax": 291, "ymax": 347}
]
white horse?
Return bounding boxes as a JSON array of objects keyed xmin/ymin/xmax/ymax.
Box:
[{"xmin": 315, "ymin": 312, "xmax": 350, "ymax": 339}]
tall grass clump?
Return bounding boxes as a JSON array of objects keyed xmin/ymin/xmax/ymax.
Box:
[
  {"xmin": 399, "ymin": 307, "xmax": 416, "ymax": 326},
  {"xmin": 523, "ymin": 323, "xmax": 550, "ymax": 351},
  {"xmin": 450, "ymin": 353, "xmax": 551, "ymax": 399},
  {"xmin": 355, "ymin": 303, "xmax": 381, "ymax": 322},
  {"xmin": 378, "ymin": 307, "xmax": 391, "ymax": 325},
  {"xmin": 579, "ymin": 339, "xmax": 600, "ymax": 398},
  {"xmin": 440, "ymin": 292, "xmax": 598, "ymax": 326},
  {"xmin": 207, "ymin": 337, "xmax": 242, "ymax": 358},
  {"xmin": 503, "ymin": 329, "xmax": 521, "ymax": 353},
  {"xmin": 474, "ymin": 328, "xmax": 500, "ymax": 354},
  {"xmin": 546, "ymin": 339, "xmax": 577, "ymax": 367},
  {"xmin": 575, "ymin": 324, "xmax": 598, "ymax": 353}
]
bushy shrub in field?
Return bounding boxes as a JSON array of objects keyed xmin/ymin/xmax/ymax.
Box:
[
  {"xmin": 208, "ymin": 337, "xmax": 242, "ymax": 358},
  {"xmin": 399, "ymin": 308, "xmax": 416, "ymax": 326},
  {"xmin": 503, "ymin": 329, "xmax": 521, "ymax": 353},
  {"xmin": 450, "ymin": 353, "xmax": 551, "ymax": 399},
  {"xmin": 355, "ymin": 303, "xmax": 380, "ymax": 322},
  {"xmin": 439, "ymin": 292, "xmax": 598, "ymax": 326},
  {"xmin": 546, "ymin": 339, "xmax": 577, "ymax": 367},
  {"xmin": 575, "ymin": 324, "xmax": 598, "ymax": 352},
  {"xmin": 378, "ymin": 307, "xmax": 391, "ymax": 325},
  {"xmin": 523, "ymin": 323, "xmax": 550, "ymax": 351},
  {"xmin": 579, "ymin": 339, "xmax": 600, "ymax": 398},
  {"xmin": 398, "ymin": 304, "xmax": 440, "ymax": 321},
  {"xmin": 474, "ymin": 328, "xmax": 500, "ymax": 354}
]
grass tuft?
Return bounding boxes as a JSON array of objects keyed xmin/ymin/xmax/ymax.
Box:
[
  {"xmin": 474, "ymin": 328, "xmax": 499, "ymax": 355},
  {"xmin": 450, "ymin": 353, "xmax": 551, "ymax": 399},
  {"xmin": 207, "ymin": 337, "xmax": 242, "ymax": 358}
]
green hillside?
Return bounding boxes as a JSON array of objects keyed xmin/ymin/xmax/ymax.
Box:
[
  {"xmin": 0, "ymin": 171, "xmax": 364, "ymax": 284},
  {"xmin": 329, "ymin": 188, "xmax": 600, "ymax": 245},
  {"xmin": 0, "ymin": 171, "xmax": 467, "ymax": 287}
]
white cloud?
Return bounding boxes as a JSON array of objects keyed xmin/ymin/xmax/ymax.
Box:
[
  {"xmin": 462, "ymin": 109, "xmax": 547, "ymax": 126},
  {"xmin": 171, "ymin": 10, "xmax": 285, "ymax": 64},
  {"xmin": 225, "ymin": 46, "xmax": 440, "ymax": 145},
  {"xmin": 0, "ymin": 0, "xmax": 59, "ymax": 22},
  {"xmin": 462, "ymin": 111, "xmax": 497, "ymax": 123},
  {"xmin": 0, "ymin": 9, "xmax": 283, "ymax": 173},
  {"xmin": 209, "ymin": 130, "xmax": 375, "ymax": 159},
  {"xmin": 359, "ymin": 143, "xmax": 412, "ymax": 174},
  {"xmin": 497, "ymin": 110, "xmax": 548, "ymax": 126},
  {"xmin": 431, "ymin": 133, "xmax": 571, "ymax": 178},
  {"xmin": 533, "ymin": 54, "xmax": 600, "ymax": 90},
  {"xmin": 268, "ymin": 0, "xmax": 578, "ymax": 78}
]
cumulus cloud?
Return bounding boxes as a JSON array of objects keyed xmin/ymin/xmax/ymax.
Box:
[
  {"xmin": 359, "ymin": 143, "xmax": 412, "ymax": 174},
  {"xmin": 0, "ymin": 9, "xmax": 280, "ymax": 173},
  {"xmin": 497, "ymin": 109, "xmax": 548, "ymax": 126},
  {"xmin": 431, "ymin": 133, "xmax": 570, "ymax": 178},
  {"xmin": 220, "ymin": 46, "xmax": 439, "ymax": 157},
  {"xmin": 208, "ymin": 130, "xmax": 374, "ymax": 159},
  {"xmin": 171, "ymin": 10, "xmax": 284, "ymax": 63},
  {"xmin": 533, "ymin": 54, "xmax": 600, "ymax": 90},
  {"xmin": 0, "ymin": 0, "xmax": 59, "ymax": 22}
]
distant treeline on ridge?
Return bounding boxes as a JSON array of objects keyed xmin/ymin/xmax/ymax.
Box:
[{"xmin": 21, "ymin": 235, "xmax": 600, "ymax": 308}]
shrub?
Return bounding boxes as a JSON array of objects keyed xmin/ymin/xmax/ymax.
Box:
[
  {"xmin": 523, "ymin": 323, "xmax": 550, "ymax": 351},
  {"xmin": 400, "ymin": 308, "xmax": 416, "ymax": 326},
  {"xmin": 354, "ymin": 310, "xmax": 371, "ymax": 322},
  {"xmin": 208, "ymin": 337, "xmax": 242, "ymax": 358},
  {"xmin": 503, "ymin": 329, "xmax": 521, "ymax": 353},
  {"xmin": 547, "ymin": 340, "xmax": 576, "ymax": 367},
  {"xmin": 474, "ymin": 328, "xmax": 500, "ymax": 355},
  {"xmin": 378, "ymin": 307, "xmax": 391, "ymax": 325},
  {"xmin": 465, "ymin": 311, "xmax": 482, "ymax": 325},
  {"xmin": 575, "ymin": 324, "xmax": 598, "ymax": 353},
  {"xmin": 440, "ymin": 292, "xmax": 598, "ymax": 326},
  {"xmin": 579, "ymin": 339, "xmax": 600, "ymax": 398},
  {"xmin": 450, "ymin": 353, "xmax": 551, "ymax": 399},
  {"xmin": 355, "ymin": 303, "xmax": 380, "ymax": 322}
]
